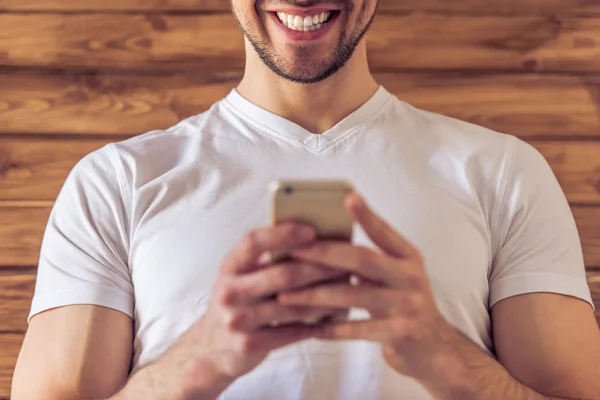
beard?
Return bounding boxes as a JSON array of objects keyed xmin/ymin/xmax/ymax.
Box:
[{"xmin": 232, "ymin": 1, "xmax": 377, "ymax": 84}]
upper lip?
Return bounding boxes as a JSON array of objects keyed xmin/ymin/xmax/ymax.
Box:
[{"xmin": 264, "ymin": 7, "xmax": 340, "ymax": 16}]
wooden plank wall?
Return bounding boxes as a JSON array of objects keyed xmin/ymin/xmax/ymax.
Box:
[{"xmin": 1, "ymin": 0, "xmax": 600, "ymax": 397}]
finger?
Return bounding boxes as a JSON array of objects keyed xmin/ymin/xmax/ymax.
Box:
[
  {"xmin": 220, "ymin": 262, "xmax": 348, "ymax": 305},
  {"xmin": 226, "ymin": 301, "xmax": 341, "ymax": 331},
  {"xmin": 309, "ymin": 318, "xmax": 417, "ymax": 344},
  {"xmin": 291, "ymin": 242, "xmax": 411, "ymax": 287},
  {"xmin": 222, "ymin": 223, "xmax": 316, "ymax": 275},
  {"xmin": 345, "ymin": 192, "xmax": 419, "ymax": 260},
  {"xmin": 278, "ymin": 283, "xmax": 421, "ymax": 316},
  {"xmin": 241, "ymin": 323, "xmax": 314, "ymax": 353}
]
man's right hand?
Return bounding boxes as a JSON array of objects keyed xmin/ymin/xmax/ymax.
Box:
[{"xmin": 120, "ymin": 223, "xmax": 345, "ymax": 400}]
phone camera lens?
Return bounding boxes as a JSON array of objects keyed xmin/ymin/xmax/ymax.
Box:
[{"xmin": 284, "ymin": 186, "xmax": 294, "ymax": 195}]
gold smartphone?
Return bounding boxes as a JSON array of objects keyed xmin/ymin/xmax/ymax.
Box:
[
  {"xmin": 270, "ymin": 179, "xmax": 354, "ymax": 262},
  {"xmin": 269, "ymin": 179, "xmax": 355, "ymax": 325}
]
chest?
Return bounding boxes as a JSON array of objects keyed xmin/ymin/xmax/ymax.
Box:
[{"xmin": 128, "ymin": 168, "xmax": 492, "ymax": 339}]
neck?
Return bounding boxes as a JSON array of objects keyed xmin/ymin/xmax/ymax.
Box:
[{"xmin": 236, "ymin": 41, "xmax": 379, "ymax": 134}]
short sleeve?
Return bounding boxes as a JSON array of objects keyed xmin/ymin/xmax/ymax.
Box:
[
  {"xmin": 489, "ymin": 137, "xmax": 594, "ymax": 309},
  {"xmin": 28, "ymin": 144, "xmax": 134, "ymax": 322}
]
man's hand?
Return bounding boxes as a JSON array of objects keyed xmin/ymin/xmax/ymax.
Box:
[
  {"xmin": 278, "ymin": 192, "xmax": 466, "ymax": 384},
  {"xmin": 123, "ymin": 223, "xmax": 345, "ymax": 400}
]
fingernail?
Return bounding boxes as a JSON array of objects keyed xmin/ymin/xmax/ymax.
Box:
[{"xmin": 296, "ymin": 226, "xmax": 316, "ymax": 241}]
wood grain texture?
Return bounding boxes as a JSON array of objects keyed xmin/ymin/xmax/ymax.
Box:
[
  {"xmin": 0, "ymin": 206, "xmax": 51, "ymax": 267},
  {"xmin": 1, "ymin": 138, "xmax": 599, "ymax": 204},
  {"xmin": 0, "ymin": 333, "xmax": 21, "ymax": 398},
  {"xmin": 2, "ymin": 0, "xmax": 600, "ymax": 16},
  {"xmin": 2, "ymin": 14, "xmax": 600, "ymax": 72},
  {"xmin": 532, "ymin": 142, "xmax": 600, "ymax": 205},
  {"xmin": 3, "ymin": 71, "xmax": 600, "ymax": 139},
  {"xmin": 1, "ymin": 270, "xmax": 600, "ymax": 333},
  {"xmin": 588, "ymin": 271, "xmax": 600, "ymax": 324},
  {"xmin": 575, "ymin": 208, "xmax": 600, "ymax": 269},
  {"xmin": 0, "ymin": 138, "xmax": 114, "ymax": 200},
  {"xmin": 1, "ymin": 271, "xmax": 600, "ymax": 372},
  {"xmin": 0, "ymin": 270, "xmax": 35, "ymax": 333},
  {"xmin": 1, "ymin": 205, "xmax": 599, "ymax": 268}
]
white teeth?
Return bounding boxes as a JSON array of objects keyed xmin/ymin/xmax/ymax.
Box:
[
  {"xmin": 293, "ymin": 15, "xmax": 303, "ymax": 27},
  {"xmin": 276, "ymin": 11, "xmax": 333, "ymax": 31}
]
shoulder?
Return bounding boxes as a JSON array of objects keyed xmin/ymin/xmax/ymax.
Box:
[
  {"xmin": 395, "ymin": 99, "xmax": 549, "ymax": 181},
  {"xmin": 82, "ymin": 102, "xmax": 226, "ymax": 190}
]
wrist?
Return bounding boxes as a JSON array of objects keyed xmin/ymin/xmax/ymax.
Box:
[
  {"xmin": 115, "ymin": 356, "xmax": 235, "ymax": 400},
  {"xmin": 179, "ymin": 357, "xmax": 236, "ymax": 400},
  {"xmin": 415, "ymin": 328, "xmax": 483, "ymax": 399}
]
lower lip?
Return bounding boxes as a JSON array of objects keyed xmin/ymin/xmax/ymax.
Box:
[{"xmin": 269, "ymin": 12, "xmax": 339, "ymax": 41}]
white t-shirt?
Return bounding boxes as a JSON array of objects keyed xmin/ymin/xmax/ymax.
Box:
[{"xmin": 30, "ymin": 86, "xmax": 593, "ymax": 399}]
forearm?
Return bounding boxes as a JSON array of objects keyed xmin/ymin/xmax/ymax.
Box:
[
  {"xmin": 418, "ymin": 330, "xmax": 584, "ymax": 400},
  {"xmin": 110, "ymin": 357, "xmax": 234, "ymax": 400}
]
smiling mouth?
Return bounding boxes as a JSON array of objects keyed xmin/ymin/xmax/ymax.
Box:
[{"xmin": 274, "ymin": 11, "xmax": 338, "ymax": 31}]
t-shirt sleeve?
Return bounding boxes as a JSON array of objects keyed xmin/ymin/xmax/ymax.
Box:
[
  {"xmin": 489, "ymin": 137, "xmax": 594, "ymax": 309},
  {"xmin": 28, "ymin": 144, "xmax": 134, "ymax": 322}
]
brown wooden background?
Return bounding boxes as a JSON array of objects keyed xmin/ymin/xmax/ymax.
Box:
[{"xmin": 1, "ymin": 0, "xmax": 600, "ymax": 397}]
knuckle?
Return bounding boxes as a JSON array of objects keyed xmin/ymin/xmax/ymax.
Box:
[
  {"xmin": 239, "ymin": 234, "xmax": 260, "ymax": 255},
  {"xmin": 223, "ymin": 309, "xmax": 245, "ymax": 331},
  {"xmin": 216, "ymin": 284, "xmax": 237, "ymax": 306},
  {"xmin": 404, "ymin": 293, "xmax": 424, "ymax": 313},
  {"xmin": 273, "ymin": 267, "xmax": 296, "ymax": 288},
  {"xmin": 413, "ymin": 250, "xmax": 425, "ymax": 265},
  {"xmin": 407, "ymin": 271, "xmax": 426, "ymax": 289},
  {"xmin": 399, "ymin": 318, "xmax": 421, "ymax": 342},
  {"xmin": 357, "ymin": 248, "xmax": 376, "ymax": 266},
  {"xmin": 279, "ymin": 224, "xmax": 299, "ymax": 240},
  {"xmin": 236, "ymin": 333, "xmax": 255, "ymax": 355},
  {"xmin": 294, "ymin": 306, "xmax": 314, "ymax": 318}
]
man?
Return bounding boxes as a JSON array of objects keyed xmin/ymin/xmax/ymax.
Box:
[{"xmin": 11, "ymin": 0, "xmax": 600, "ymax": 399}]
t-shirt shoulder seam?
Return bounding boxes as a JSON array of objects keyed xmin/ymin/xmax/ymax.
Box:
[
  {"xmin": 493, "ymin": 135, "xmax": 518, "ymax": 260},
  {"xmin": 104, "ymin": 143, "xmax": 133, "ymax": 241}
]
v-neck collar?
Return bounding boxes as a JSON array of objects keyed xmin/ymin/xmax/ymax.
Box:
[{"xmin": 222, "ymin": 86, "xmax": 393, "ymax": 152}]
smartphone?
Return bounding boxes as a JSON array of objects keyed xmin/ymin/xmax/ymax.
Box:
[
  {"xmin": 269, "ymin": 179, "xmax": 354, "ymax": 262},
  {"xmin": 269, "ymin": 179, "xmax": 354, "ymax": 325}
]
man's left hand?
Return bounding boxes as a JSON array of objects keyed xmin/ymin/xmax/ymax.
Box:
[{"xmin": 278, "ymin": 191, "xmax": 466, "ymax": 382}]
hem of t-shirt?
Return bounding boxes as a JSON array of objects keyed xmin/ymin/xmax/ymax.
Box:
[
  {"xmin": 28, "ymin": 285, "xmax": 134, "ymax": 323},
  {"xmin": 489, "ymin": 273, "xmax": 595, "ymax": 310}
]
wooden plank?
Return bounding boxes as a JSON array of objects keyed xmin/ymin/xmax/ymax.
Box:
[
  {"xmin": 1, "ymin": 269, "xmax": 600, "ymax": 333},
  {"xmin": 1, "ymin": 205, "xmax": 599, "ymax": 268},
  {"xmin": 3, "ymin": 71, "xmax": 600, "ymax": 139},
  {"xmin": 377, "ymin": 73, "xmax": 600, "ymax": 140},
  {"xmin": 1, "ymin": 0, "xmax": 600, "ymax": 16},
  {"xmin": 382, "ymin": 0, "xmax": 600, "ymax": 16},
  {"xmin": 0, "ymin": 333, "xmax": 23, "ymax": 398},
  {"xmin": 1, "ymin": 137, "xmax": 599, "ymax": 204},
  {"xmin": 1, "ymin": 278, "xmax": 600, "ymax": 400},
  {"xmin": 588, "ymin": 271, "xmax": 600, "ymax": 326},
  {"xmin": 2, "ymin": 14, "xmax": 600, "ymax": 73},
  {"xmin": 0, "ymin": 0, "xmax": 228, "ymax": 11},
  {"xmin": 0, "ymin": 70, "xmax": 238, "ymax": 136},
  {"xmin": 0, "ymin": 270, "xmax": 35, "ymax": 333},
  {"xmin": 0, "ymin": 138, "xmax": 114, "ymax": 200},
  {"xmin": 0, "ymin": 206, "xmax": 51, "ymax": 267},
  {"xmin": 1, "ymin": 272, "xmax": 599, "ymax": 397},
  {"xmin": 1, "ymin": 270, "xmax": 600, "ymax": 332},
  {"xmin": 531, "ymin": 142, "xmax": 600, "ymax": 205},
  {"xmin": 575, "ymin": 208, "xmax": 600, "ymax": 269}
]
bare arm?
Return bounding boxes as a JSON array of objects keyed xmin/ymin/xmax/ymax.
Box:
[
  {"xmin": 422, "ymin": 294, "xmax": 600, "ymax": 400},
  {"xmin": 12, "ymin": 305, "xmax": 133, "ymax": 400}
]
